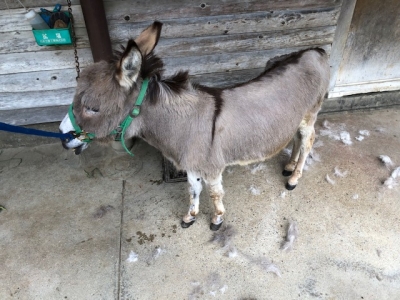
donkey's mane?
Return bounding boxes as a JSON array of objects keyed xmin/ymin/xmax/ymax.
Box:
[
  {"xmin": 142, "ymin": 53, "xmax": 192, "ymax": 106},
  {"xmin": 113, "ymin": 44, "xmax": 192, "ymax": 106},
  {"xmin": 263, "ymin": 48, "xmax": 325, "ymax": 76},
  {"xmin": 229, "ymin": 48, "xmax": 326, "ymax": 89}
]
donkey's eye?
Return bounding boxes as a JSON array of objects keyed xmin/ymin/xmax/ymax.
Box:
[{"xmin": 84, "ymin": 106, "xmax": 99, "ymax": 114}]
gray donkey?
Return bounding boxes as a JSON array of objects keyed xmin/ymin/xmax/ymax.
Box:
[{"xmin": 60, "ymin": 21, "xmax": 330, "ymax": 231}]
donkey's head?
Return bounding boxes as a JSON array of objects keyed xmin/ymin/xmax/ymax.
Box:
[{"xmin": 59, "ymin": 22, "xmax": 162, "ymax": 154}]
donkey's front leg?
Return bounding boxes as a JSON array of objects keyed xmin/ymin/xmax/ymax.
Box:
[
  {"xmin": 181, "ymin": 171, "xmax": 203, "ymax": 228},
  {"xmin": 205, "ymin": 173, "xmax": 225, "ymax": 231}
]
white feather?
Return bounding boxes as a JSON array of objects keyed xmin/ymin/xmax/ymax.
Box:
[
  {"xmin": 281, "ymin": 221, "xmax": 298, "ymax": 251},
  {"xmin": 227, "ymin": 246, "xmax": 238, "ymax": 258},
  {"xmin": 355, "ymin": 135, "xmax": 364, "ymax": 141},
  {"xmin": 390, "ymin": 166, "xmax": 400, "ymax": 179},
  {"xmin": 383, "ymin": 166, "xmax": 400, "ymax": 189},
  {"xmin": 325, "ymin": 174, "xmax": 335, "ymax": 185},
  {"xmin": 319, "ymin": 129, "xmax": 340, "ymax": 141},
  {"xmin": 359, "ymin": 130, "xmax": 370, "ymax": 136},
  {"xmin": 150, "ymin": 247, "xmax": 166, "ymax": 261},
  {"xmin": 340, "ymin": 131, "xmax": 352, "ymax": 145},
  {"xmin": 250, "ymin": 163, "xmax": 266, "ymax": 174},
  {"xmin": 258, "ymin": 259, "xmax": 282, "ymax": 277},
  {"xmin": 127, "ymin": 250, "xmax": 138, "ymax": 262},
  {"xmin": 219, "ymin": 285, "xmax": 228, "ymax": 294},
  {"xmin": 374, "ymin": 127, "xmax": 385, "ymax": 133},
  {"xmin": 379, "ymin": 155, "xmax": 394, "ymax": 169},
  {"xmin": 249, "ymin": 185, "xmax": 261, "ymax": 196},
  {"xmin": 334, "ymin": 166, "xmax": 348, "ymax": 177},
  {"xmin": 313, "ymin": 140, "xmax": 324, "ymax": 148},
  {"xmin": 322, "ymin": 120, "xmax": 331, "ymax": 129},
  {"xmin": 211, "ymin": 225, "xmax": 238, "ymax": 258},
  {"xmin": 383, "ymin": 177, "xmax": 397, "ymax": 189}
]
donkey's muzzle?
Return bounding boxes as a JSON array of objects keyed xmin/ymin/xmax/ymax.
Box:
[
  {"xmin": 61, "ymin": 139, "xmax": 86, "ymax": 155},
  {"xmin": 73, "ymin": 144, "xmax": 85, "ymax": 155},
  {"xmin": 59, "ymin": 130, "xmax": 87, "ymax": 155}
]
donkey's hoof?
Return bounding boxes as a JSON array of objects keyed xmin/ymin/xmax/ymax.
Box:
[
  {"xmin": 285, "ymin": 182, "xmax": 297, "ymax": 190},
  {"xmin": 282, "ymin": 170, "xmax": 293, "ymax": 177},
  {"xmin": 210, "ymin": 222, "xmax": 223, "ymax": 231},
  {"xmin": 181, "ymin": 220, "xmax": 195, "ymax": 228}
]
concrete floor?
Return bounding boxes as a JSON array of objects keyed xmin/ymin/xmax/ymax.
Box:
[{"xmin": 1, "ymin": 108, "xmax": 400, "ymax": 300}]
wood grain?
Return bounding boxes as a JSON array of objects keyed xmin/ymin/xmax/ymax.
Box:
[{"xmin": 0, "ymin": 0, "xmax": 341, "ymax": 124}]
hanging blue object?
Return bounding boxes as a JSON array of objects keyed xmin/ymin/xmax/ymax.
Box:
[
  {"xmin": 53, "ymin": 4, "xmax": 62, "ymax": 12},
  {"xmin": 39, "ymin": 8, "xmax": 52, "ymax": 27}
]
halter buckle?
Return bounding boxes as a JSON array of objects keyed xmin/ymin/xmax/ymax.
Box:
[
  {"xmin": 72, "ymin": 131, "xmax": 94, "ymax": 142},
  {"xmin": 130, "ymin": 105, "xmax": 141, "ymax": 117},
  {"xmin": 114, "ymin": 127, "xmax": 122, "ymax": 141}
]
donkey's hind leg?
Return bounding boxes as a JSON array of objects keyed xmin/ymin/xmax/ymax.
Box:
[
  {"xmin": 283, "ymin": 133, "xmax": 301, "ymax": 176},
  {"xmin": 286, "ymin": 117, "xmax": 316, "ymax": 190},
  {"xmin": 204, "ymin": 173, "xmax": 225, "ymax": 231},
  {"xmin": 181, "ymin": 171, "xmax": 203, "ymax": 228}
]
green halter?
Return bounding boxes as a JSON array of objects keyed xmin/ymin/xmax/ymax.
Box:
[{"xmin": 68, "ymin": 78, "xmax": 149, "ymax": 156}]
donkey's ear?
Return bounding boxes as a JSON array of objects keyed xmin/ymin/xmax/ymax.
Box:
[
  {"xmin": 134, "ymin": 21, "xmax": 163, "ymax": 56},
  {"xmin": 116, "ymin": 40, "xmax": 142, "ymax": 88}
]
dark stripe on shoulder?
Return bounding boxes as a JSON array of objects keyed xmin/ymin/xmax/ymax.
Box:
[
  {"xmin": 313, "ymin": 47, "xmax": 326, "ymax": 56},
  {"xmin": 195, "ymin": 84, "xmax": 223, "ymax": 142}
]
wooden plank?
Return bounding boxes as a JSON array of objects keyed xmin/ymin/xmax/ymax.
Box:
[
  {"xmin": 163, "ymin": 44, "xmax": 331, "ymax": 76},
  {"xmin": 1, "ymin": 5, "xmax": 340, "ymax": 35},
  {"xmin": 0, "ymin": 48, "xmax": 93, "ymax": 75},
  {"xmin": 0, "ymin": 68, "xmax": 78, "ymax": 93},
  {"xmin": 322, "ymin": 90, "xmax": 400, "ymax": 113},
  {"xmin": 328, "ymin": 0, "xmax": 357, "ymax": 90},
  {"xmin": 105, "ymin": 0, "xmax": 341, "ymax": 24},
  {"xmin": 0, "ymin": 27, "xmax": 89, "ymax": 54},
  {"xmin": 0, "ymin": 69, "xmax": 264, "ymax": 111},
  {"xmin": 1, "ymin": 0, "xmax": 341, "ymax": 33},
  {"xmin": 110, "ymin": 7, "xmax": 340, "ymax": 40},
  {"xmin": 0, "ymin": 0, "xmax": 80, "ymax": 10},
  {"xmin": 329, "ymin": 79, "xmax": 400, "ymax": 98},
  {"xmin": 156, "ymin": 26, "xmax": 335, "ymax": 58},
  {"xmin": 0, "ymin": 105, "xmax": 69, "ymax": 125},
  {"xmin": 1, "ymin": 8, "xmax": 338, "ymax": 55},
  {"xmin": 333, "ymin": 0, "xmax": 400, "ymax": 96},
  {"xmin": 0, "ymin": 5, "xmax": 85, "ymax": 32},
  {"xmin": 0, "ymin": 44, "xmax": 330, "ymax": 95},
  {"xmin": 0, "ymin": 88, "xmax": 75, "ymax": 110},
  {"xmin": 3, "ymin": 91, "xmax": 400, "ymax": 126},
  {"xmin": 0, "ymin": 0, "xmax": 340, "ymax": 119},
  {"xmin": 0, "ymin": 26, "xmax": 333, "ymax": 75}
]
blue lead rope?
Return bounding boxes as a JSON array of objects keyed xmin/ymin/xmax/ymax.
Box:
[{"xmin": 0, "ymin": 122, "xmax": 74, "ymax": 141}]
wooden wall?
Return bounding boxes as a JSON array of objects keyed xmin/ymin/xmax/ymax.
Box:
[
  {"xmin": 329, "ymin": 0, "xmax": 400, "ymax": 97},
  {"xmin": 0, "ymin": 0, "xmax": 341, "ymax": 125}
]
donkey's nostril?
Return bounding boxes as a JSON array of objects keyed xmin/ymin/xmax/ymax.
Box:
[{"xmin": 61, "ymin": 140, "xmax": 69, "ymax": 150}]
